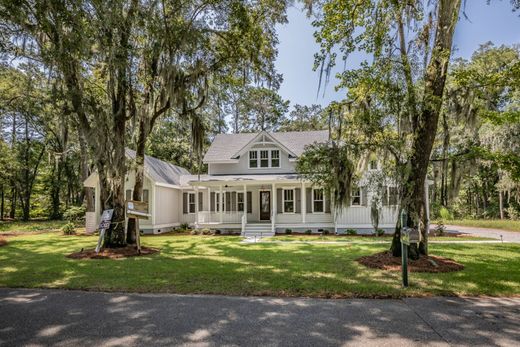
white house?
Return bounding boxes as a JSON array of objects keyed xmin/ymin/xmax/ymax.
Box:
[{"xmin": 85, "ymin": 130, "xmax": 427, "ymax": 236}]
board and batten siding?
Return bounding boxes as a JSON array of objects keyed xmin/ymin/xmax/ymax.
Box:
[{"xmin": 154, "ymin": 186, "xmax": 180, "ymax": 226}]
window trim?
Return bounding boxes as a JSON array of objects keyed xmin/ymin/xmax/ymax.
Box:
[
  {"xmin": 248, "ymin": 148, "xmax": 281, "ymax": 169},
  {"xmin": 351, "ymin": 186, "xmax": 362, "ymax": 207},
  {"xmin": 282, "ymin": 188, "xmax": 295, "ymax": 214},
  {"xmin": 368, "ymin": 159, "xmax": 378, "ymax": 171},
  {"xmin": 237, "ymin": 192, "xmax": 244, "ymax": 212},
  {"xmin": 312, "ymin": 188, "xmax": 325, "ymax": 213},
  {"xmin": 188, "ymin": 192, "xmax": 196, "ymax": 214}
]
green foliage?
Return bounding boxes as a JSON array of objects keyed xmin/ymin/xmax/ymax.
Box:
[
  {"xmin": 439, "ymin": 207, "xmax": 453, "ymax": 221},
  {"xmin": 285, "ymin": 228, "xmax": 292, "ymax": 235},
  {"xmin": 179, "ymin": 223, "xmax": 190, "ymax": 231},
  {"xmin": 376, "ymin": 229, "xmax": 385, "ymax": 236},
  {"xmin": 61, "ymin": 222, "xmax": 76, "ymax": 235},
  {"xmin": 346, "ymin": 229, "xmax": 357, "ymax": 235},
  {"xmin": 279, "ymin": 104, "xmax": 327, "ymax": 131},
  {"xmin": 63, "ymin": 206, "xmax": 86, "ymax": 223},
  {"xmin": 434, "ymin": 222, "xmax": 446, "ymax": 236},
  {"xmin": 305, "ymin": 229, "xmax": 312, "ymax": 235}
]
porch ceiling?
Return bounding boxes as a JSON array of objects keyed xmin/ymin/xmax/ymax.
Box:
[{"xmin": 184, "ymin": 174, "xmax": 302, "ymax": 187}]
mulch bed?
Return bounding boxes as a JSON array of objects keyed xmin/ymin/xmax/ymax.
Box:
[
  {"xmin": 67, "ymin": 246, "xmax": 159, "ymax": 259},
  {"xmin": 0, "ymin": 238, "xmax": 7, "ymax": 247},
  {"xmin": 357, "ymin": 251, "xmax": 464, "ymax": 273}
]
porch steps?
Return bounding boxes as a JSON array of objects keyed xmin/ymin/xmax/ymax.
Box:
[{"xmin": 243, "ymin": 223, "xmax": 274, "ymax": 238}]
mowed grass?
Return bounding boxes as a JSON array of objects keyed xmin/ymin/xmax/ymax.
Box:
[
  {"xmin": 0, "ymin": 220, "xmax": 67, "ymax": 233},
  {"xmin": 270, "ymin": 235, "xmax": 493, "ymax": 242},
  {"xmin": 1, "ymin": 232, "xmax": 519, "ymax": 298},
  {"xmin": 446, "ymin": 219, "xmax": 520, "ymax": 232}
]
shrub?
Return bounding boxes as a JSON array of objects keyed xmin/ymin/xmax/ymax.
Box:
[
  {"xmin": 376, "ymin": 228, "xmax": 385, "ymax": 236},
  {"xmin": 62, "ymin": 222, "xmax": 76, "ymax": 235},
  {"xmin": 214, "ymin": 229, "xmax": 221, "ymax": 235},
  {"xmin": 439, "ymin": 207, "xmax": 453, "ymax": 221},
  {"xmin": 201, "ymin": 228, "xmax": 211, "ymax": 235},
  {"xmin": 346, "ymin": 229, "xmax": 357, "ymax": 235},
  {"xmin": 305, "ymin": 229, "xmax": 312, "ymax": 235},
  {"xmin": 506, "ymin": 206, "xmax": 520, "ymax": 220},
  {"xmin": 63, "ymin": 206, "xmax": 86, "ymax": 223},
  {"xmin": 322, "ymin": 229, "xmax": 330, "ymax": 235},
  {"xmin": 435, "ymin": 221, "xmax": 446, "ymax": 236},
  {"xmin": 179, "ymin": 223, "xmax": 190, "ymax": 231},
  {"xmin": 190, "ymin": 229, "xmax": 199, "ymax": 235},
  {"xmin": 285, "ymin": 228, "xmax": 292, "ymax": 235}
]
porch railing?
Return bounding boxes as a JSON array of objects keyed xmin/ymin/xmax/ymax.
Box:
[{"xmin": 196, "ymin": 211, "xmax": 242, "ymax": 224}]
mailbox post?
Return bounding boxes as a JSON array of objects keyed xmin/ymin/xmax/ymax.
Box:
[{"xmin": 400, "ymin": 210, "xmax": 420, "ymax": 287}]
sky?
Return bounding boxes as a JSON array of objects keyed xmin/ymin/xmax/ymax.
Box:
[{"xmin": 274, "ymin": 1, "xmax": 520, "ymax": 107}]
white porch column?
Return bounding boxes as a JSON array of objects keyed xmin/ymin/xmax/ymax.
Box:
[
  {"xmin": 194, "ymin": 187, "xmax": 199, "ymax": 228},
  {"xmin": 207, "ymin": 187, "xmax": 211, "ymax": 223},
  {"xmin": 273, "ymin": 183, "xmax": 277, "ymax": 216},
  {"xmin": 95, "ymin": 182, "xmax": 101, "ymax": 223},
  {"xmin": 243, "ymin": 184, "xmax": 247, "ymax": 223},
  {"xmin": 271, "ymin": 183, "xmax": 276, "ymax": 215},
  {"xmin": 302, "ymin": 181, "xmax": 306, "ymax": 224},
  {"xmin": 219, "ymin": 185, "xmax": 223, "ymax": 223}
]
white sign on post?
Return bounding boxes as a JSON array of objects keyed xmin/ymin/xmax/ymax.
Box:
[{"xmin": 95, "ymin": 209, "xmax": 114, "ymax": 253}]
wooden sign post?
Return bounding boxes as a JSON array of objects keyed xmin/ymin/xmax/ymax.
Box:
[
  {"xmin": 95, "ymin": 209, "xmax": 114, "ymax": 253},
  {"xmin": 126, "ymin": 200, "xmax": 150, "ymax": 253}
]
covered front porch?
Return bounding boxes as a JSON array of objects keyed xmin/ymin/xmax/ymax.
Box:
[{"xmin": 181, "ymin": 174, "xmax": 334, "ymax": 235}]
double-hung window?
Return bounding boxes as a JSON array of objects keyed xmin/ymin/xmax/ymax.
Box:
[
  {"xmin": 369, "ymin": 159, "xmax": 378, "ymax": 170},
  {"xmin": 248, "ymin": 149, "xmax": 282, "ymax": 168},
  {"xmin": 283, "ymin": 189, "xmax": 294, "ymax": 213},
  {"xmin": 260, "ymin": 150, "xmax": 269, "ymax": 167},
  {"xmin": 313, "ymin": 188, "xmax": 324, "ymax": 213},
  {"xmin": 351, "ymin": 187, "xmax": 361, "ymax": 206},
  {"xmin": 237, "ymin": 192, "xmax": 244, "ymax": 212},
  {"xmin": 188, "ymin": 192, "xmax": 196, "ymax": 213},
  {"xmin": 388, "ymin": 186, "xmax": 398, "ymax": 205},
  {"xmin": 249, "ymin": 151, "xmax": 258, "ymax": 168},
  {"xmin": 271, "ymin": 150, "xmax": 280, "ymax": 167}
]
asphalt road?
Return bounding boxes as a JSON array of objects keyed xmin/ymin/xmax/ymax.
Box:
[
  {"xmin": 444, "ymin": 224, "xmax": 520, "ymax": 242},
  {"xmin": 1, "ymin": 288, "xmax": 519, "ymax": 346}
]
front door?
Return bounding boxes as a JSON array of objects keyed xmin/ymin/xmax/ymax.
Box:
[{"xmin": 259, "ymin": 191, "xmax": 271, "ymax": 221}]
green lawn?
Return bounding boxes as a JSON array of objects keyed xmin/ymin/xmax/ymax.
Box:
[
  {"xmin": 0, "ymin": 220, "xmax": 68, "ymax": 234},
  {"xmin": 1, "ymin": 232, "xmax": 519, "ymax": 298},
  {"xmin": 445, "ymin": 219, "xmax": 520, "ymax": 232},
  {"xmin": 270, "ymin": 235, "xmax": 493, "ymax": 242}
]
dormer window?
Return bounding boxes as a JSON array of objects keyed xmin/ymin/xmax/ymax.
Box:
[
  {"xmin": 248, "ymin": 148, "xmax": 282, "ymax": 168},
  {"xmin": 369, "ymin": 159, "xmax": 378, "ymax": 170},
  {"xmin": 271, "ymin": 150, "xmax": 280, "ymax": 167},
  {"xmin": 249, "ymin": 151, "xmax": 258, "ymax": 168},
  {"xmin": 260, "ymin": 150, "xmax": 269, "ymax": 167}
]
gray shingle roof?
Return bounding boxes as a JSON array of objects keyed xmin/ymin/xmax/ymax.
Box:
[
  {"xmin": 203, "ymin": 130, "xmax": 329, "ymax": 162},
  {"xmin": 126, "ymin": 149, "xmax": 191, "ymax": 185}
]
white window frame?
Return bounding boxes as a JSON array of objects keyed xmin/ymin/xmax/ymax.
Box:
[
  {"xmin": 387, "ymin": 186, "xmax": 398, "ymax": 206},
  {"xmin": 260, "ymin": 149, "xmax": 269, "ymax": 168},
  {"xmin": 188, "ymin": 192, "xmax": 196, "ymax": 214},
  {"xmin": 271, "ymin": 149, "xmax": 280, "ymax": 168},
  {"xmin": 249, "ymin": 151, "xmax": 258, "ymax": 168},
  {"xmin": 248, "ymin": 148, "xmax": 282, "ymax": 169},
  {"xmin": 312, "ymin": 188, "xmax": 325, "ymax": 213},
  {"xmin": 214, "ymin": 192, "xmax": 225, "ymax": 212},
  {"xmin": 237, "ymin": 192, "xmax": 244, "ymax": 212},
  {"xmin": 351, "ymin": 187, "xmax": 362, "ymax": 206},
  {"xmin": 369, "ymin": 159, "xmax": 378, "ymax": 171},
  {"xmin": 282, "ymin": 188, "xmax": 295, "ymax": 214}
]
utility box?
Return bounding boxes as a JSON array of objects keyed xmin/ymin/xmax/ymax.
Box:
[{"xmin": 401, "ymin": 227, "xmax": 420, "ymax": 245}]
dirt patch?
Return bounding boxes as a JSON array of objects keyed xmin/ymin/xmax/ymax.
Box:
[
  {"xmin": 67, "ymin": 246, "xmax": 159, "ymax": 259},
  {"xmin": 0, "ymin": 238, "xmax": 7, "ymax": 247},
  {"xmin": 357, "ymin": 251, "xmax": 464, "ymax": 273}
]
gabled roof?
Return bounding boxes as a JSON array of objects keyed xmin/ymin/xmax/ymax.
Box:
[
  {"xmin": 125, "ymin": 149, "xmax": 191, "ymax": 185},
  {"xmin": 203, "ymin": 130, "xmax": 329, "ymax": 163}
]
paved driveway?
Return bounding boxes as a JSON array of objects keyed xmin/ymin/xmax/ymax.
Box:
[
  {"xmin": 443, "ymin": 224, "xmax": 520, "ymax": 242},
  {"xmin": 1, "ymin": 288, "xmax": 519, "ymax": 346}
]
